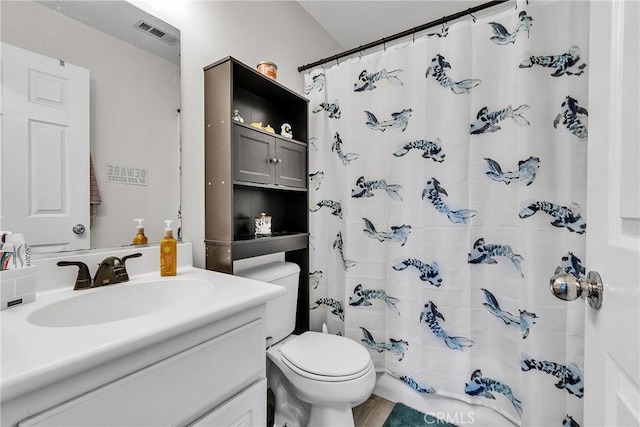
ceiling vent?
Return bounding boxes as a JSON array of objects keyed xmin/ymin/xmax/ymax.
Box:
[{"xmin": 133, "ymin": 19, "xmax": 179, "ymax": 46}]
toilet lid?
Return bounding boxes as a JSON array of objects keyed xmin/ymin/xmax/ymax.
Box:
[{"xmin": 280, "ymin": 331, "xmax": 371, "ymax": 378}]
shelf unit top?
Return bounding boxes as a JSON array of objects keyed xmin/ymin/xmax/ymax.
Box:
[{"xmin": 204, "ymin": 56, "xmax": 309, "ymax": 107}]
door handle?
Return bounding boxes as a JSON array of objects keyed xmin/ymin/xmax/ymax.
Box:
[
  {"xmin": 72, "ymin": 224, "xmax": 86, "ymax": 235},
  {"xmin": 549, "ymin": 267, "xmax": 603, "ymax": 309}
]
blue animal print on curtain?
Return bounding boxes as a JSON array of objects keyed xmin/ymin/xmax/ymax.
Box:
[
  {"xmin": 305, "ymin": 1, "xmax": 588, "ymax": 425},
  {"xmin": 489, "ymin": 11, "xmax": 534, "ymax": 45}
]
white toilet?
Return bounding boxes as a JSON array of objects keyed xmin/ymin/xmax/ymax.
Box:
[{"xmin": 236, "ymin": 261, "xmax": 376, "ymax": 427}]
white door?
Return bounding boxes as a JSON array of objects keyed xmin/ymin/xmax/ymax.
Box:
[
  {"xmin": 1, "ymin": 43, "xmax": 90, "ymax": 253},
  {"xmin": 584, "ymin": 1, "xmax": 640, "ymax": 426}
]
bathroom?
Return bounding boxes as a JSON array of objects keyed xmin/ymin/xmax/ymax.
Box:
[{"xmin": 1, "ymin": 1, "xmax": 638, "ymax": 426}]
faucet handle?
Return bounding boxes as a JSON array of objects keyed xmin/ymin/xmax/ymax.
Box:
[
  {"xmin": 57, "ymin": 261, "xmax": 92, "ymax": 290},
  {"xmin": 122, "ymin": 252, "xmax": 142, "ymax": 263},
  {"xmin": 118, "ymin": 252, "xmax": 142, "ymax": 282}
]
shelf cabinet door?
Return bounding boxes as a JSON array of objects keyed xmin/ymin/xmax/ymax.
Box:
[
  {"xmin": 275, "ymin": 140, "xmax": 307, "ymax": 188},
  {"xmin": 233, "ymin": 125, "xmax": 275, "ymax": 185},
  {"xmin": 233, "ymin": 125, "xmax": 307, "ymax": 189}
]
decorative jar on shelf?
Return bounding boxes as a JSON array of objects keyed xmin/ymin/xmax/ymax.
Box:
[
  {"xmin": 254, "ymin": 213, "xmax": 272, "ymax": 237},
  {"xmin": 256, "ymin": 61, "xmax": 277, "ymax": 80}
]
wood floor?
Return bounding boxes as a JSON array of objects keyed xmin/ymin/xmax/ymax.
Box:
[{"xmin": 353, "ymin": 394, "xmax": 395, "ymax": 427}]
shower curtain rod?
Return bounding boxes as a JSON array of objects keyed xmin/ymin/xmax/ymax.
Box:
[{"xmin": 298, "ymin": 0, "xmax": 509, "ymax": 72}]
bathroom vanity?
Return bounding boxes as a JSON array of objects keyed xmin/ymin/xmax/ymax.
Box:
[{"xmin": 1, "ymin": 243, "xmax": 285, "ymax": 426}]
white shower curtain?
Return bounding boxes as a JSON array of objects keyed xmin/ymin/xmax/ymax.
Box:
[{"xmin": 305, "ymin": 1, "xmax": 589, "ymax": 425}]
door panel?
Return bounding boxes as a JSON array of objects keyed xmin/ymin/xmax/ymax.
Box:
[
  {"xmin": 275, "ymin": 140, "xmax": 307, "ymax": 188},
  {"xmin": 233, "ymin": 125, "xmax": 274, "ymax": 185},
  {"xmin": 30, "ymin": 120, "xmax": 67, "ymax": 213},
  {"xmin": 1, "ymin": 43, "xmax": 89, "ymax": 253},
  {"xmin": 585, "ymin": 2, "xmax": 640, "ymax": 426}
]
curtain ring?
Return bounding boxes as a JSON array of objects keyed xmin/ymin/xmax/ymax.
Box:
[
  {"xmin": 412, "ymin": 27, "xmax": 416, "ymax": 43},
  {"xmin": 383, "ymin": 37, "xmax": 386, "ymax": 52},
  {"xmin": 468, "ymin": 9, "xmax": 477, "ymax": 23},
  {"xmin": 358, "ymin": 46, "xmax": 363, "ymax": 59}
]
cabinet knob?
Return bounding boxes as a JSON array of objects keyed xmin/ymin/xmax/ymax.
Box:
[
  {"xmin": 270, "ymin": 158, "xmax": 278, "ymax": 164},
  {"xmin": 277, "ymin": 158, "xmax": 282, "ymax": 163}
]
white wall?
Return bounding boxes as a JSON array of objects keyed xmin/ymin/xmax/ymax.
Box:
[
  {"xmin": 1, "ymin": 1, "xmax": 181, "ymax": 248},
  {"xmin": 130, "ymin": 1, "xmax": 342, "ymax": 268}
]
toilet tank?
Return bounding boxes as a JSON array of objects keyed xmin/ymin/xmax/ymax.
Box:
[{"xmin": 235, "ymin": 261, "xmax": 300, "ymax": 346}]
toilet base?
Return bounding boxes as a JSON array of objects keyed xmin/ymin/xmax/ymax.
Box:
[
  {"xmin": 308, "ymin": 403, "xmax": 355, "ymax": 427},
  {"xmin": 267, "ymin": 357, "xmax": 361, "ymax": 427},
  {"xmin": 268, "ymin": 360, "xmax": 310, "ymax": 427}
]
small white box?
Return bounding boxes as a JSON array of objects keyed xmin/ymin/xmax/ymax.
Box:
[{"xmin": 1, "ymin": 265, "xmax": 36, "ymax": 310}]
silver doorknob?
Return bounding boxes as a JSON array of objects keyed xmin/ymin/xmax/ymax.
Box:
[
  {"xmin": 549, "ymin": 267, "xmax": 603, "ymax": 309},
  {"xmin": 72, "ymin": 224, "xmax": 86, "ymax": 235}
]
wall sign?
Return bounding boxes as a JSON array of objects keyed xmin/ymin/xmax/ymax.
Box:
[{"xmin": 105, "ymin": 164, "xmax": 148, "ymax": 186}]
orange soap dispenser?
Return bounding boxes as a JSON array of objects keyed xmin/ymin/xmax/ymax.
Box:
[
  {"xmin": 160, "ymin": 220, "xmax": 177, "ymax": 276},
  {"xmin": 132, "ymin": 218, "xmax": 148, "ymax": 245}
]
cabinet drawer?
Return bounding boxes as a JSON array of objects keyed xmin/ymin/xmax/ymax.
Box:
[
  {"xmin": 190, "ymin": 379, "xmax": 266, "ymax": 427},
  {"xmin": 20, "ymin": 320, "xmax": 265, "ymax": 427}
]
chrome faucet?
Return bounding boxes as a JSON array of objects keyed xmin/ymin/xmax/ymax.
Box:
[{"xmin": 57, "ymin": 253, "xmax": 142, "ymax": 290}]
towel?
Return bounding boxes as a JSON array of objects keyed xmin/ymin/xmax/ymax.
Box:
[{"xmin": 89, "ymin": 156, "xmax": 101, "ymax": 217}]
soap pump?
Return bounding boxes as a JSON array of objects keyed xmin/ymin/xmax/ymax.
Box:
[
  {"xmin": 160, "ymin": 220, "xmax": 177, "ymax": 276},
  {"xmin": 132, "ymin": 219, "xmax": 148, "ymax": 245}
]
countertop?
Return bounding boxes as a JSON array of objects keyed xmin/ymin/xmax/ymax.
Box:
[{"xmin": 1, "ymin": 266, "xmax": 285, "ymax": 402}]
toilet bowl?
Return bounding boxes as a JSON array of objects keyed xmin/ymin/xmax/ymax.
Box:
[
  {"xmin": 236, "ymin": 261, "xmax": 376, "ymax": 427},
  {"xmin": 268, "ymin": 331, "xmax": 376, "ymax": 426}
]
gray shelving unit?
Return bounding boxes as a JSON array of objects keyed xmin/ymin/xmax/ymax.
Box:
[{"xmin": 204, "ymin": 56, "xmax": 309, "ymax": 332}]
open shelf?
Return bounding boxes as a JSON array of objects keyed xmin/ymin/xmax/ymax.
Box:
[{"xmin": 231, "ymin": 232, "xmax": 309, "ymax": 260}]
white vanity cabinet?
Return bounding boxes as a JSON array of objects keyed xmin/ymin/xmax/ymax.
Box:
[
  {"xmin": 15, "ymin": 314, "xmax": 267, "ymax": 427},
  {"xmin": 2, "ymin": 246, "xmax": 284, "ymax": 427}
]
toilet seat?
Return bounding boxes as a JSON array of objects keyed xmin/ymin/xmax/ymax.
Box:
[{"xmin": 279, "ymin": 331, "xmax": 372, "ymax": 382}]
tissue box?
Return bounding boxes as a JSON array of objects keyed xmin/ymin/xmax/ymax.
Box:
[{"xmin": 1, "ymin": 265, "xmax": 36, "ymax": 310}]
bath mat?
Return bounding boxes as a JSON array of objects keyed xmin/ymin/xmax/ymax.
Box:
[{"xmin": 382, "ymin": 402, "xmax": 458, "ymax": 427}]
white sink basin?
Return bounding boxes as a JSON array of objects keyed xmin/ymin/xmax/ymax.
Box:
[{"xmin": 28, "ymin": 278, "xmax": 215, "ymax": 327}]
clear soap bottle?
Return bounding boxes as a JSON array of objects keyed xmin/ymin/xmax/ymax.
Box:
[
  {"xmin": 132, "ymin": 219, "xmax": 148, "ymax": 245},
  {"xmin": 160, "ymin": 220, "xmax": 177, "ymax": 276}
]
